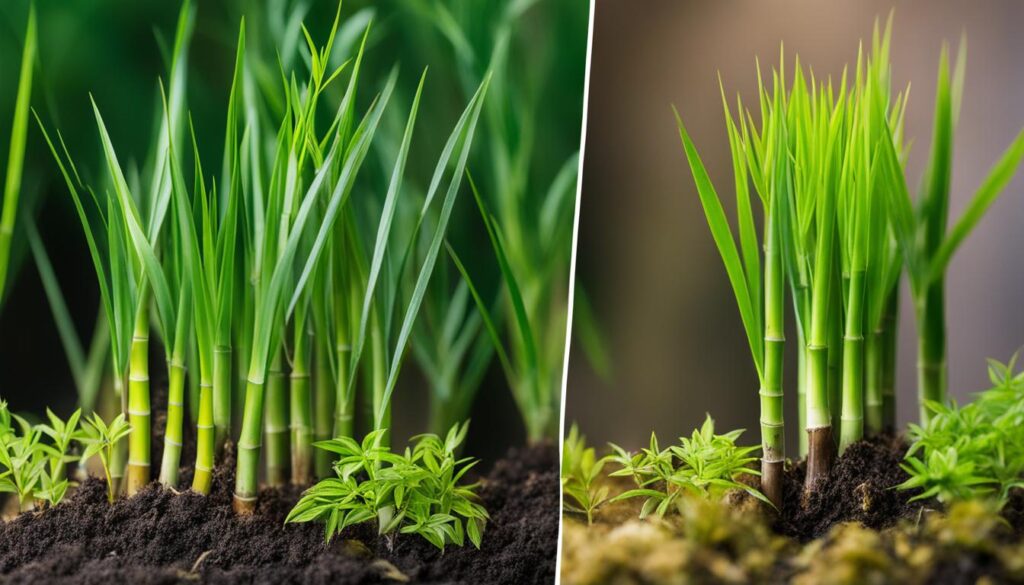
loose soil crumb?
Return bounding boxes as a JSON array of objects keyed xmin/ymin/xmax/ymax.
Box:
[{"xmin": 0, "ymin": 443, "xmax": 557, "ymax": 585}]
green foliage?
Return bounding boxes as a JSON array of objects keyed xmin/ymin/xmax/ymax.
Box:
[
  {"xmin": 898, "ymin": 355, "xmax": 1024, "ymax": 505},
  {"xmin": 609, "ymin": 416, "xmax": 770, "ymax": 518},
  {"xmin": 0, "ymin": 3, "xmax": 36, "ymax": 309},
  {"xmin": 561, "ymin": 424, "xmax": 610, "ymax": 525},
  {"xmin": 0, "ymin": 402, "xmax": 81, "ymax": 509},
  {"xmin": 76, "ymin": 412, "xmax": 131, "ymax": 502},
  {"xmin": 287, "ymin": 423, "xmax": 488, "ymax": 550}
]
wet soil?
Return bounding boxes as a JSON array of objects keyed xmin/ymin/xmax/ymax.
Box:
[
  {"xmin": 774, "ymin": 433, "xmax": 925, "ymax": 540},
  {"xmin": 0, "ymin": 443, "xmax": 557, "ymax": 585}
]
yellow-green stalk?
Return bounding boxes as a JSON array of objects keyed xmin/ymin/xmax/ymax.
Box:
[
  {"xmin": 264, "ymin": 349, "xmax": 290, "ymax": 486},
  {"xmin": 159, "ymin": 284, "xmax": 191, "ymax": 486},
  {"xmin": 126, "ymin": 303, "xmax": 151, "ymax": 495},
  {"xmin": 290, "ymin": 313, "xmax": 314, "ymax": 485}
]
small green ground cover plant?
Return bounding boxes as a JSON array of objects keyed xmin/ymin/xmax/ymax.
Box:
[
  {"xmin": 898, "ymin": 355, "xmax": 1024, "ymax": 506},
  {"xmin": 561, "ymin": 415, "xmax": 769, "ymax": 524},
  {"xmin": 287, "ymin": 423, "xmax": 488, "ymax": 551},
  {"xmin": 0, "ymin": 401, "xmax": 129, "ymax": 508},
  {"xmin": 562, "ymin": 424, "xmax": 611, "ymax": 525},
  {"xmin": 608, "ymin": 415, "xmax": 771, "ymax": 517}
]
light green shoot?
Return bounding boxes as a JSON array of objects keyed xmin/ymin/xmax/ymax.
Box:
[{"xmin": 77, "ymin": 413, "xmax": 132, "ymax": 503}]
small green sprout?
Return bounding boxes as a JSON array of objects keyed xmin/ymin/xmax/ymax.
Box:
[
  {"xmin": 609, "ymin": 415, "xmax": 770, "ymax": 519},
  {"xmin": 37, "ymin": 408, "xmax": 82, "ymax": 481},
  {"xmin": 561, "ymin": 424, "xmax": 610, "ymax": 525},
  {"xmin": 76, "ymin": 413, "xmax": 131, "ymax": 502},
  {"xmin": 287, "ymin": 423, "xmax": 488, "ymax": 550}
]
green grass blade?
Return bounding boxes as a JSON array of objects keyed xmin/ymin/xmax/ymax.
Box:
[
  {"xmin": 928, "ymin": 128, "xmax": 1024, "ymax": 284},
  {"xmin": 0, "ymin": 4, "xmax": 37, "ymax": 304},
  {"xmin": 342, "ymin": 70, "xmax": 425, "ymax": 397},
  {"xmin": 375, "ymin": 74, "xmax": 491, "ymax": 429},
  {"xmin": 674, "ymin": 106, "xmax": 763, "ymax": 377}
]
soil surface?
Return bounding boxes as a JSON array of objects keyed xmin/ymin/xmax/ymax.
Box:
[
  {"xmin": 0, "ymin": 442, "xmax": 557, "ymax": 585},
  {"xmin": 774, "ymin": 433, "xmax": 925, "ymax": 540},
  {"xmin": 562, "ymin": 433, "xmax": 1024, "ymax": 584}
]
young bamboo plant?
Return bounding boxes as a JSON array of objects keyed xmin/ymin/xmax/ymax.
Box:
[
  {"xmin": 674, "ymin": 76, "xmax": 789, "ymax": 508},
  {"xmin": 231, "ymin": 15, "xmax": 386, "ymax": 508},
  {"xmin": 36, "ymin": 2, "xmax": 194, "ymax": 496},
  {"xmin": 161, "ymin": 20, "xmax": 245, "ymax": 495},
  {"xmin": 880, "ymin": 42, "xmax": 1024, "ymax": 424}
]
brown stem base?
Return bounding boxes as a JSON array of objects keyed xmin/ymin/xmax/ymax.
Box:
[
  {"xmin": 804, "ymin": 426, "xmax": 835, "ymax": 494},
  {"xmin": 761, "ymin": 458, "xmax": 783, "ymax": 511},
  {"xmin": 125, "ymin": 464, "xmax": 149, "ymax": 496},
  {"xmin": 232, "ymin": 494, "xmax": 256, "ymax": 515}
]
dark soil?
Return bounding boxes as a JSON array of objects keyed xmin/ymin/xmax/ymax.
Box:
[
  {"xmin": 0, "ymin": 442, "xmax": 557, "ymax": 585},
  {"xmin": 774, "ymin": 433, "xmax": 925, "ymax": 540}
]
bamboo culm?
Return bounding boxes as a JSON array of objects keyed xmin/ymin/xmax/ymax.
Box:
[
  {"xmin": 290, "ymin": 323, "xmax": 313, "ymax": 485},
  {"xmin": 917, "ymin": 280, "xmax": 946, "ymax": 423},
  {"xmin": 213, "ymin": 345, "xmax": 232, "ymax": 451},
  {"xmin": 126, "ymin": 303, "xmax": 151, "ymax": 495},
  {"xmin": 264, "ymin": 348, "xmax": 289, "ymax": 486},
  {"xmin": 314, "ymin": 338, "xmax": 337, "ymax": 478},
  {"xmin": 233, "ymin": 377, "xmax": 265, "ymax": 513},
  {"xmin": 880, "ymin": 294, "xmax": 899, "ymax": 429},
  {"xmin": 192, "ymin": 378, "xmax": 215, "ymax": 494},
  {"xmin": 158, "ymin": 358, "xmax": 187, "ymax": 486},
  {"xmin": 839, "ymin": 270, "xmax": 866, "ymax": 452},
  {"xmin": 760, "ymin": 208, "xmax": 785, "ymax": 510}
]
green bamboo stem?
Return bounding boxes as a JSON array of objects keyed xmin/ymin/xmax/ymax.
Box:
[
  {"xmin": 917, "ymin": 280, "xmax": 946, "ymax": 423},
  {"xmin": 864, "ymin": 329, "xmax": 884, "ymax": 434},
  {"xmin": 333, "ymin": 337, "xmax": 354, "ymax": 441},
  {"xmin": 158, "ymin": 358, "xmax": 187, "ymax": 486},
  {"xmin": 760, "ymin": 209, "xmax": 785, "ymax": 510},
  {"xmin": 880, "ymin": 296, "xmax": 898, "ymax": 429},
  {"xmin": 110, "ymin": 375, "xmax": 127, "ymax": 496},
  {"xmin": 797, "ymin": 336, "xmax": 809, "ymax": 458},
  {"xmin": 213, "ymin": 345, "xmax": 232, "ymax": 451},
  {"xmin": 828, "ymin": 272, "xmax": 843, "ymax": 440},
  {"xmin": 791, "ymin": 281, "xmax": 811, "ymax": 458},
  {"xmin": 314, "ymin": 338, "xmax": 336, "ymax": 478},
  {"xmin": 370, "ymin": 319, "xmax": 389, "ymax": 449},
  {"xmin": 187, "ymin": 334, "xmax": 201, "ymax": 425},
  {"xmin": 233, "ymin": 377, "xmax": 264, "ymax": 513},
  {"xmin": 290, "ymin": 324, "xmax": 313, "ymax": 485},
  {"xmin": 126, "ymin": 305, "xmax": 151, "ymax": 495},
  {"xmin": 192, "ymin": 381, "xmax": 214, "ymax": 494},
  {"xmin": 839, "ymin": 270, "xmax": 865, "ymax": 453},
  {"xmin": 264, "ymin": 349, "xmax": 289, "ymax": 486},
  {"xmin": 805, "ymin": 216, "xmax": 836, "ymax": 492}
]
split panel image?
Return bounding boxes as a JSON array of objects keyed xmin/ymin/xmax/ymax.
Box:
[
  {"xmin": 563, "ymin": 1, "xmax": 1024, "ymax": 583},
  {"xmin": 0, "ymin": 1, "xmax": 587, "ymax": 583}
]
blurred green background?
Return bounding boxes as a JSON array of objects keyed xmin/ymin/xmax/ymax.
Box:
[
  {"xmin": 0, "ymin": 0, "xmax": 588, "ymax": 461},
  {"xmin": 567, "ymin": 0, "xmax": 1024, "ymax": 451}
]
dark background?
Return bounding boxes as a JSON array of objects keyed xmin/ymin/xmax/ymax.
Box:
[
  {"xmin": 567, "ymin": 0, "xmax": 1024, "ymax": 452},
  {"xmin": 0, "ymin": 0, "xmax": 588, "ymax": 464}
]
